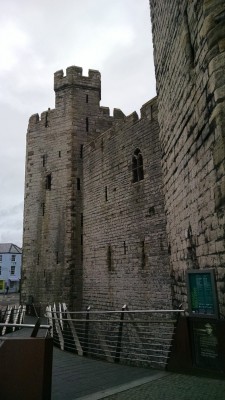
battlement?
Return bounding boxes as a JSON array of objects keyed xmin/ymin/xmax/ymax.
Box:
[
  {"xmin": 54, "ymin": 65, "xmax": 101, "ymax": 96},
  {"xmin": 140, "ymin": 97, "xmax": 157, "ymax": 120}
]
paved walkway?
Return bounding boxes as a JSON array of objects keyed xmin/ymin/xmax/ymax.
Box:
[
  {"xmin": 52, "ymin": 348, "xmax": 166, "ymax": 400},
  {"xmin": 52, "ymin": 348, "xmax": 225, "ymax": 400},
  {"xmin": 1, "ymin": 303, "xmax": 225, "ymax": 399}
]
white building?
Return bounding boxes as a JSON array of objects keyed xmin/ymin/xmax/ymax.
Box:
[{"xmin": 0, "ymin": 243, "xmax": 22, "ymax": 293}]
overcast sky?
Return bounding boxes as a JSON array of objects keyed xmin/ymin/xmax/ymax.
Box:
[{"xmin": 0, "ymin": 0, "xmax": 156, "ymax": 248}]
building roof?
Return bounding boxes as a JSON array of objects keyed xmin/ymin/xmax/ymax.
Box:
[{"xmin": 0, "ymin": 243, "xmax": 22, "ymax": 254}]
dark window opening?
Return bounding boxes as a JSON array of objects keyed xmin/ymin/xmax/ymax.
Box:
[
  {"xmin": 149, "ymin": 206, "xmax": 155, "ymax": 216},
  {"xmin": 81, "ymin": 213, "xmax": 83, "ymax": 227},
  {"xmin": 141, "ymin": 241, "xmax": 146, "ymax": 269},
  {"xmin": 80, "ymin": 144, "xmax": 83, "ymax": 158},
  {"xmin": 107, "ymin": 245, "xmax": 112, "ymax": 271},
  {"xmin": 132, "ymin": 149, "xmax": 144, "ymax": 183},
  {"xmin": 42, "ymin": 155, "xmax": 46, "ymax": 167},
  {"xmin": 86, "ymin": 117, "xmax": 89, "ymax": 132},
  {"xmin": 56, "ymin": 252, "xmax": 59, "ymax": 264},
  {"xmin": 46, "ymin": 174, "xmax": 52, "ymax": 190},
  {"xmin": 45, "ymin": 112, "xmax": 49, "ymax": 128},
  {"xmin": 105, "ymin": 186, "xmax": 108, "ymax": 201},
  {"xmin": 59, "ymin": 151, "xmax": 61, "ymax": 158},
  {"xmin": 37, "ymin": 254, "xmax": 39, "ymax": 265},
  {"xmin": 77, "ymin": 178, "xmax": 81, "ymax": 190},
  {"xmin": 42, "ymin": 203, "xmax": 45, "ymax": 216},
  {"xmin": 123, "ymin": 241, "xmax": 127, "ymax": 255},
  {"xmin": 86, "ymin": 94, "xmax": 89, "ymax": 103},
  {"xmin": 81, "ymin": 234, "xmax": 83, "ymax": 246}
]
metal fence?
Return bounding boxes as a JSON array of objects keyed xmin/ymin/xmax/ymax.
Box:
[
  {"xmin": 46, "ymin": 304, "xmax": 184, "ymax": 369},
  {"xmin": 0, "ymin": 305, "xmax": 26, "ymax": 335}
]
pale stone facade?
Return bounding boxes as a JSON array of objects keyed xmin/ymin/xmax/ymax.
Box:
[{"xmin": 150, "ymin": 0, "xmax": 225, "ymax": 315}]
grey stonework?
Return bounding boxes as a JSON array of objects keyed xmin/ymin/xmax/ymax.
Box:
[
  {"xmin": 150, "ymin": 0, "xmax": 225, "ymax": 315},
  {"xmin": 83, "ymin": 98, "xmax": 171, "ymax": 310},
  {"xmin": 21, "ymin": 67, "xmax": 172, "ymax": 311},
  {"xmin": 22, "ymin": 0, "xmax": 225, "ymax": 316},
  {"xmin": 21, "ymin": 67, "xmax": 125, "ymax": 310}
]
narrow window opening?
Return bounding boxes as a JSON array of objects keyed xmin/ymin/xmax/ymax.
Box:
[
  {"xmin": 42, "ymin": 155, "xmax": 46, "ymax": 167},
  {"xmin": 123, "ymin": 241, "xmax": 127, "ymax": 255},
  {"xmin": 86, "ymin": 117, "xmax": 89, "ymax": 132},
  {"xmin": 86, "ymin": 94, "xmax": 89, "ymax": 103},
  {"xmin": 141, "ymin": 241, "xmax": 146, "ymax": 269},
  {"xmin": 37, "ymin": 254, "xmax": 39, "ymax": 265},
  {"xmin": 46, "ymin": 174, "xmax": 52, "ymax": 190},
  {"xmin": 56, "ymin": 252, "xmax": 59, "ymax": 264},
  {"xmin": 59, "ymin": 151, "xmax": 61, "ymax": 158},
  {"xmin": 81, "ymin": 234, "xmax": 83, "ymax": 246},
  {"xmin": 132, "ymin": 149, "xmax": 144, "ymax": 183},
  {"xmin": 42, "ymin": 203, "xmax": 45, "ymax": 216},
  {"xmin": 77, "ymin": 178, "xmax": 81, "ymax": 190},
  {"xmin": 149, "ymin": 206, "xmax": 155, "ymax": 217},
  {"xmin": 105, "ymin": 186, "xmax": 108, "ymax": 201},
  {"xmin": 81, "ymin": 213, "xmax": 83, "ymax": 227},
  {"xmin": 107, "ymin": 245, "xmax": 112, "ymax": 271},
  {"xmin": 80, "ymin": 144, "xmax": 84, "ymax": 158},
  {"xmin": 45, "ymin": 112, "xmax": 49, "ymax": 128}
]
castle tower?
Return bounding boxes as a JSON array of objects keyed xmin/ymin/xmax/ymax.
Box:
[
  {"xmin": 21, "ymin": 66, "xmax": 117, "ymax": 310},
  {"xmin": 150, "ymin": 1, "xmax": 225, "ymax": 314}
]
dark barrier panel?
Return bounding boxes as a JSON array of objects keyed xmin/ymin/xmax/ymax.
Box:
[
  {"xmin": 0, "ymin": 337, "xmax": 53, "ymax": 400},
  {"xmin": 167, "ymin": 316, "xmax": 225, "ymax": 377}
]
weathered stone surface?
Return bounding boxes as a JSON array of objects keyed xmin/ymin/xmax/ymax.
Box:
[
  {"xmin": 21, "ymin": 68, "xmax": 172, "ymax": 312},
  {"xmin": 150, "ymin": 0, "xmax": 225, "ymax": 315}
]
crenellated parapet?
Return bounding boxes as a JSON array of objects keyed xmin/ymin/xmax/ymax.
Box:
[
  {"xmin": 140, "ymin": 97, "xmax": 157, "ymax": 120},
  {"xmin": 54, "ymin": 65, "xmax": 101, "ymax": 98}
]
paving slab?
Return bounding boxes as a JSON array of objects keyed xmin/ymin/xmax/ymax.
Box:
[
  {"xmin": 52, "ymin": 348, "xmax": 166, "ymax": 400},
  {"xmin": 102, "ymin": 372, "xmax": 225, "ymax": 400}
]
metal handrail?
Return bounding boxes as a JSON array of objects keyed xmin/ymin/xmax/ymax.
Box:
[
  {"xmin": 0, "ymin": 323, "xmax": 50, "ymax": 329},
  {"xmin": 62, "ymin": 309, "xmax": 185, "ymax": 315}
]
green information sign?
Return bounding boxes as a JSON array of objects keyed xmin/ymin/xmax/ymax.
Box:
[{"xmin": 187, "ymin": 269, "xmax": 219, "ymax": 318}]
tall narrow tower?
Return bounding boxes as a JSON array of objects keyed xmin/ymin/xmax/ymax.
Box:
[{"xmin": 21, "ymin": 66, "xmax": 103, "ymax": 309}]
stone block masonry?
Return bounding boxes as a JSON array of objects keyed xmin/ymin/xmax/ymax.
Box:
[
  {"xmin": 21, "ymin": 66, "xmax": 124, "ymax": 310},
  {"xmin": 150, "ymin": 0, "xmax": 225, "ymax": 315},
  {"xmin": 21, "ymin": 64, "xmax": 172, "ymax": 312},
  {"xmin": 83, "ymin": 98, "xmax": 172, "ymax": 310}
]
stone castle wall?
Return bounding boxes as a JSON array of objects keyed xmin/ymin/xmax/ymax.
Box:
[
  {"xmin": 21, "ymin": 66, "xmax": 124, "ymax": 310},
  {"xmin": 83, "ymin": 98, "xmax": 172, "ymax": 310},
  {"xmin": 21, "ymin": 64, "xmax": 172, "ymax": 311},
  {"xmin": 150, "ymin": 0, "xmax": 225, "ymax": 314}
]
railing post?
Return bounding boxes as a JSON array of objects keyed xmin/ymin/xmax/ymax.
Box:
[
  {"xmin": 84, "ymin": 305, "xmax": 91, "ymax": 356},
  {"xmin": 115, "ymin": 304, "xmax": 127, "ymax": 363}
]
